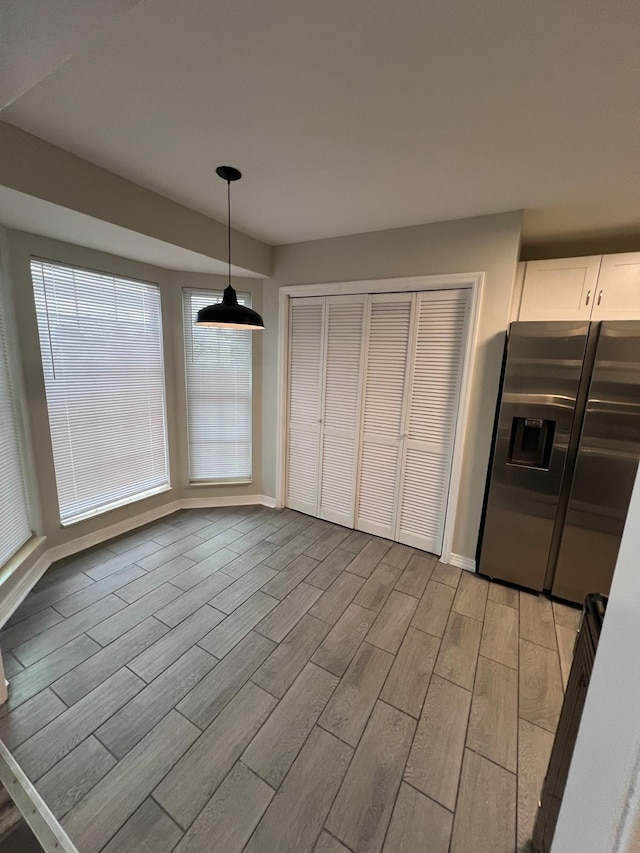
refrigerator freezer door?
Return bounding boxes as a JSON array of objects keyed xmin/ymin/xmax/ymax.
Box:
[
  {"xmin": 479, "ymin": 322, "xmax": 590, "ymax": 591},
  {"xmin": 553, "ymin": 322, "xmax": 640, "ymax": 603}
]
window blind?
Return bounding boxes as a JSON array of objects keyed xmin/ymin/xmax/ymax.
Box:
[
  {"xmin": 30, "ymin": 259, "xmax": 169, "ymax": 524},
  {"xmin": 0, "ymin": 270, "xmax": 31, "ymax": 565},
  {"xmin": 183, "ymin": 288, "xmax": 252, "ymax": 482}
]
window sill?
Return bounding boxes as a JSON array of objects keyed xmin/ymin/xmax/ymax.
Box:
[
  {"xmin": 187, "ymin": 479, "xmax": 253, "ymax": 487},
  {"xmin": 61, "ymin": 484, "xmax": 173, "ymax": 527}
]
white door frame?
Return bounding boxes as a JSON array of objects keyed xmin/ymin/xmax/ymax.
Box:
[{"xmin": 276, "ymin": 272, "xmax": 484, "ymax": 564}]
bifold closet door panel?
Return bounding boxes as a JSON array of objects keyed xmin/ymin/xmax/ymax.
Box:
[
  {"xmin": 356, "ymin": 294, "xmax": 413, "ymax": 539},
  {"xmin": 319, "ymin": 295, "xmax": 365, "ymax": 526},
  {"xmin": 286, "ymin": 297, "xmax": 324, "ymax": 515},
  {"xmin": 397, "ymin": 289, "xmax": 470, "ymax": 552}
]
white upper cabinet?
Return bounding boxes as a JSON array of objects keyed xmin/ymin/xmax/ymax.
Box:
[
  {"xmin": 518, "ymin": 252, "xmax": 640, "ymax": 322},
  {"xmin": 519, "ymin": 256, "xmax": 601, "ymax": 321},
  {"xmin": 591, "ymin": 252, "xmax": 640, "ymax": 320}
]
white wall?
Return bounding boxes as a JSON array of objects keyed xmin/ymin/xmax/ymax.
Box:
[
  {"xmin": 552, "ymin": 465, "xmax": 640, "ymax": 852},
  {"xmin": 261, "ymin": 211, "xmax": 522, "ymax": 560},
  {"xmin": 5, "ymin": 229, "xmax": 265, "ymax": 553}
]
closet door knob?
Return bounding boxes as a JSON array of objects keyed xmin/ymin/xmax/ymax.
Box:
[
  {"xmin": 597, "ymin": 290, "xmax": 603, "ymax": 306},
  {"xmin": 585, "ymin": 290, "xmax": 591, "ymax": 305}
]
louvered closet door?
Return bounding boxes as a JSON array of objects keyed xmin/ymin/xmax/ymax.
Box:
[
  {"xmin": 286, "ymin": 297, "xmax": 325, "ymax": 514},
  {"xmin": 356, "ymin": 294, "xmax": 413, "ymax": 538},
  {"xmin": 397, "ymin": 289, "xmax": 470, "ymax": 552},
  {"xmin": 319, "ymin": 295, "xmax": 365, "ymax": 526}
]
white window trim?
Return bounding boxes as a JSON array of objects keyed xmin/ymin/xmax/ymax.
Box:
[{"xmin": 276, "ymin": 273, "xmax": 484, "ymax": 565}]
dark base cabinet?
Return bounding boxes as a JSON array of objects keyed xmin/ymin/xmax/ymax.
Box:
[{"xmin": 532, "ymin": 594, "xmax": 606, "ymax": 852}]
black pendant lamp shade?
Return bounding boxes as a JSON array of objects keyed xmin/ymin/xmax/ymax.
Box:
[{"xmin": 195, "ymin": 166, "xmax": 265, "ymax": 330}]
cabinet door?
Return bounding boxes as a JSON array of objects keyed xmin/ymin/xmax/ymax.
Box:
[
  {"xmin": 286, "ymin": 297, "xmax": 324, "ymax": 515},
  {"xmin": 519, "ymin": 257, "xmax": 601, "ymax": 321},
  {"xmin": 355, "ymin": 294, "xmax": 412, "ymax": 539},
  {"xmin": 319, "ymin": 295, "xmax": 365, "ymax": 526},
  {"xmin": 591, "ymin": 253, "xmax": 640, "ymax": 320},
  {"xmin": 396, "ymin": 290, "xmax": 470, "ymax": 553}
]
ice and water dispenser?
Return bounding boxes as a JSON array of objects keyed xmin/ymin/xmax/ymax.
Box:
[{"xmin": 508, "ymin": 417, "xmax": 556, "ymax": 470}]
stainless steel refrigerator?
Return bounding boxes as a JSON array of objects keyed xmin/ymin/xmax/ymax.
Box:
[{"xmin": 479, "ymin": 320, "xmax": 640, "ymax": 604}]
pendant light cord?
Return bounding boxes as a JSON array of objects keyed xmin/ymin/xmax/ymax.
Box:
[{"xmin": 227, "ymin": 178, "xmax": 232, "ymax": 288}]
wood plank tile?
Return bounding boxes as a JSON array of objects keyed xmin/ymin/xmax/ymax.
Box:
[
  {"xmin": 243, "ymin": 662, "xmax": 338, "ymax": 788},
  {"xmin": 232, "ymin": 507, "xmax": 274, "ymax": 532},
  {"xmin": 480, "ymin": 598, "xmax": 519, "ymax": 670},
  {"xmin": 83, "ymin": 539, "xmax": 165, "ymax": 581},
  {"xmin": 128, "ymin": 606, "xmax": 224, "ymax": 682},
  {"xmin": 312, "ymin": 603, "xmax": 377, "ymax": 678},
  {"xmin": 381, "ymin": 542, "xmax": 414, "ymax": 570},
  {"xmin": 261, "ymin": 554, "xmax": 318, "ymax": 599},
  {"xmin": 0, "ymin": 607, "xmax": 65, "ymax": 651},
  {"xmin": 14, "ymin": 595, "xmax": 127, "ymax": 666},
  {"xmin": 86, "ymin": 583, "xmax": 181, "ymax": 646},
  {"xmin": 153, "ymin": 571, "xmax": 235, "ymax": 628},
  {"xmin": 198, "ymin": 592, "xmax": 279, "ymax": 658},
  {"xmin": 114, "ymin": 556, "xmax": 194, "ymax": 602},
  {"xmin": 222, "ymin": 543, "xmax": 279, "ymax": 579},
  {"xmin": 210, "ymin": 565, "xmax": 277, "ymax": 614},
  {"xmin": 255, "ymin": 582, "xmax": 321, "ymax": 642},
  {"xmin": 169, "ymin": 548, "xmax": 238, "ymax": 591},
  {"xmin": 1, "ymin": 651, "xmax": 23, "ymax": 679},
  {"xmin": 488, "ymin": 580, "xmax": 520, "ymax": 609},
  {"xmin": 365, "ymin": 591, "xmax": 418, "ymax": 654},
  {"xmin": 520, "ymin": 592, "xmax": 557, "ymax": 650},
  {"xmin": 518, "ymin": 719, "xmax": 554, "ymax": 851},
  {"xmin": 304, "ymin": 526, "xmax": 351, "ymax": 561},
  {"xmin": 155, "ymin": 682, "xmax": 276, "ymax": 829},
  {"xmin": 264, "ymin": 533, "xmax": 316, "ymax": 571},
  {"xmin": 52, "ymin": 616, "xmax": 168, "ymax": 704},
  {"xmin": 180, "ymin": 528, "xmax": 243, "ymax": 564},
  {"xmin": 404, "ymin": 675, "xmax": 471, "ymax": 810},
  {"xmin": 264, "ymin": 516, "xmax": 311, "ymax": 546},
  {"xmin": 178, "ymin": 631, "xmax": 276, "ymax": 729},
  {"xmin": 452, "ymin": 571, "xmax": 489, "ymax": 621},
  {"xmin": 467, "ymin": 656, "xmax": 518, "ymax": 772},
  {"xmin": 46, "ymin": 546, "xmax": 115, "ymax": 580},
  {"xmin": 14, "ymin": 668, "xmax": 144, "ymax": 780},
  {"xmin": 353, "ymin": 562, "xmax": 403, "ymax": 613},
  {"xmin": 450, "ymin": 750, "xmax": 516, "ymax": 853},
  {"xmin": 434, "ymin": 611, "xmax": 482, "ymax": 690},
  {"xmin": 430, "ymin": 561, "xmax": 462, "ymax": 588},
  {"xmin": 553, "ymin": 599, "xmax": 581, "ymax": 631},
  {"xmin": 314, "ymin": 832, "xmax": 350, "ymax": 853},
  {"xmin": 556, "ymin": 624, "xmax": 577, "ymax": 690},
  {"xmin": 519, "ymin": 638, "xmax": 564, "ymax": 733},
  {"xmin": 0, "ymin": 688, "xmax": 66, "ymax": 749},
  {"xmin": 102, "ymin": 799, "xmax": 182, "ymax": 853},
  {"xmin": 411, "ymin": 580, "xmax": 455, "ymax": 638},
  {"xmin": 54, "ymin": 563, "xmax": 146, "ymax": 616},
  {"xmin": 326, "ymin": 701, "xmax": 416, "ymax": 853},
  {"xmin": 2, "ymin": 635, "xmax": 100, "ymax": 712},
  {"xmin": 382, "ymin": 782, "xmax": 452, "ymax": 853},
  {"xmin": 174, "ymin": 762, "xmax": 273, "ymax": 853},
  {"xmin": 309, "ymin": 571, "xmax": 365, "ymax": 625},
  {"xmin": 319, "ymin": 642, "xmax": 394, "ymax": 747},
  {"xmin": 344, "ymin": 538, "xmax": 392, "ymax": 578},
  {"xmin": 35, "ymin": 736, "xmax": 117, "ymax": 819},
  {"xmin": 394, "ymin": 552, "xmax": 435, "ymax": 598},
  {"xmin": 246, "ymin": 726, "xmax": 352, "ymax": 853},
  {"xmin": 252, "ymin": 615, "xmax": 331, "ymax": 699},
  {"xmin": 305, "ymin": 548, "xmax": 355, "ymax": 590},
  {"xmin": 63, "ymin": 711, "xmax": 199, "ymax": 853},
  {"xmin": 96, "ymin": 646, "xmax": 216, "ymax": 759},
  {"xmin": 340, "ymin": 530, "xmax": 372, "ymax": 554},
  {"xmin": 107, "ymin": 522, "xmax": 173, "ymax": 554},
  {"xmin": 5, "ymin": 573, "xmax": 94, "ymax": 624},
  {"xmin": 380, "ymin": 627, "xmax": 440, "ymax": 718},
  {"xmin": 152, "ymin": 516, "xmax": 212, "ymax": 545},
  {"xmin": 225, "ymin": 521, "xmax": 280, "ymax": 554}
]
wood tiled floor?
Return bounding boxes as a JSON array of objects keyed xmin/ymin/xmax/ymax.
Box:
[{"xmin": 0, "ymin": 507, "xmax": 581, "ymax": 853}]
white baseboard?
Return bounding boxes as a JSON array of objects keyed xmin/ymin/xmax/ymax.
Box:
[
  {"xmin": 448, "ymin": 553, "xmax": 477, "ymax": 573},
  {"xmin": 0, "ymin": 495, "xmax": 277, "ymax": 628}
]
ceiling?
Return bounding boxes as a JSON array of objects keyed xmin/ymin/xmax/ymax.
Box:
[{"xmin": 2, "ymin": 0, "xmax": 639, "ymax": 247}]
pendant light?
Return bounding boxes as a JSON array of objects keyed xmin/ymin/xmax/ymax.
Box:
[{"xmin": 195, "ymin": 166, "xmax": 265, "ymax": 330}]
